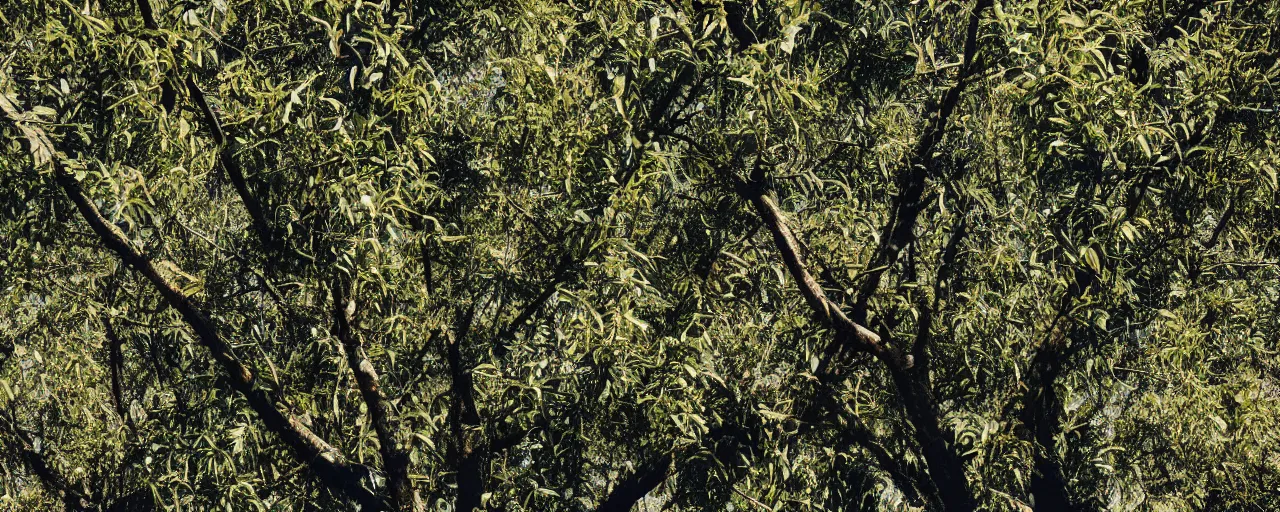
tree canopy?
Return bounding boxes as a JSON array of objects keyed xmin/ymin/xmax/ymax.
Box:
[{"xmin": 2, "ymin": 0, "xmax": 1279, "ymax": 510}]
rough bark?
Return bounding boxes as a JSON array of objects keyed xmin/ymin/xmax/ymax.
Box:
[
  {"xmin": 738, "ymin": 182, "xmax": 977, "ymax": 510},
  {"xmin": 739, "ymin": 186, "xmax": 898, "ymax": 365}
]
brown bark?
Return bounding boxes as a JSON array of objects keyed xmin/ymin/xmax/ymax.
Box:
[
  {"xmin": 30, "ymin": 85, "xmax": 395, "ymax": 506},
  {"xmin": 794, "ymin": 5, "xmax": 991, "ymax": 509},
  {"xmin": 133, "ymin": 7, "xmax": 404, "ymax": 504},
  {"xmin": 334, "ymin": 283, "xmax": 418, "ymax": 511},
  {"xmin": 2, "ymin": 95, "xmax": 383, "ymax": 508},
  {"xmin": 739, "ymin": 186, "xmax": 902, "ymax": 367},
  {"xmin": 739, "ymin": 181, "xmax": 977, "ymax": 510},
  {"xmin": 51, "ymin": 169, "xmax": 384, "ymax": 509}
]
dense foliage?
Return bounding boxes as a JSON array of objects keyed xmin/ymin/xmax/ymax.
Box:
[{"xmin": 2, "ymin": 0, "xmax": 1279, "ymax": 510}]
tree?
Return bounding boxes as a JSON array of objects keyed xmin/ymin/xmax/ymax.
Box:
[{"xmin": 2, "ymin": 0, "xmax": 1278, "ymax": 510}]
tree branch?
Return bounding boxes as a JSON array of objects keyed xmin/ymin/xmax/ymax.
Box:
[
  {"xmin": 832, "ymin": 414, "xmax": 931, "ymax": 507},
  {"xmin": 1, "ymin": 94, "xmax": 384, "ymax": 511},
  {"xmin": 134, "ymin": 0, "xmax": 158, "ymax": 30},
  {"xmin": 0, "ymin": 414, "xmax": 94, "ymax": 511},
  {"xmin": 184, "ymin": 75, "xmax": 277, "ymax": 253},
  {"xmin": 1203, "ymin": 186, "xmax": 1243, "ymax": 250},
  {"xmin": 736, "ymin": 180, "xmax": 904, "ymax": 369},
  {"xmin": 447, "ymin": 304, "xmax": 484, "ymax": 512},
  {"xmin": 595, "ymin": 452, "xmax": 674, "ymax": 512},
  {"xmin": 912, "ymin": 214, "xmax": 969, "ymax": 374},
  {"xmin": 1129, "ymin": 0, "xmax": 1214, "ymax": 84},
  {"xmin": 492, "ymin": 253, "xmax": 575, "ymax": 356},
  {"xmin": 103, "ymin": 318, "xmax": 132, "ymax": 428},
  {"xmin": 853, "ymin": 0, "xmax": 991, "ymax": 320},
  {"xmin": 334, "ymin": 281, "xmax": 418, "ymax": 511}
]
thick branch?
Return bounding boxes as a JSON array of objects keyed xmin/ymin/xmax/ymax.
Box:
[
  {"xmin": 124, "ymin": 6, "xmax": 275, "ymax": 251},
  {"xmin": 1, "ymin": 96, "xmax": 382, "ymax": 509},
  {"xmin": 1016, "ymin": 88, "xmax": 1222, "ymax": 512},
  {"xmin": 800, "ymin": 378, "xmax": 932, "ymax": 507},
  {"xmin": 884, "ymin": 368, "xmax": 977, "ymax": 512},
  {"xmin": 135, "ymin": 0, "xmax": 158, "ymax": 29},
  {"xmin": 729, "ymin": 8, "xmax": 993, "ymax": 508},
  {"xmin": 1020, "ymin": 328, "xmax": 1085, "ymax": 512},
  {"xmin": 54, "ymin": 170, "xmax": 383, "ymax": 509},
  {"xmin": 854, "ymin": 0, "xmax": 991, "ymax": 318},
  {"xmin": 448, "ymin": 305, "xmax": 484, "ymax": 512},
  {"xmin": 334, "ymin": 283, "xmax": 417, "ymax": 511},
  {"xmin": 492, "ymin": 254, "xmax": 575, "ymax": 356},
  {"xmin": 738, "ymin": 182, "xmax": 902, "ymax": 368},
  {"xmin": 740, "ymin": 181, "xmax": 974, "ymax": 511},
  {"xmin": 743, "ymin": 185, "xmax": 979, "ymax": 511},
  {"xmin": 645, "ymin": 64, "xmax": 698, "ymax": 137},
  {"xmin": 595, "ymin": 452, "xmax": 674, "ymax": 512}
]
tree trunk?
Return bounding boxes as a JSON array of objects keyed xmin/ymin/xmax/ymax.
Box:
[{"xmin": 890, "ymin": 369, "xmax": 977, "ymax": 512}]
